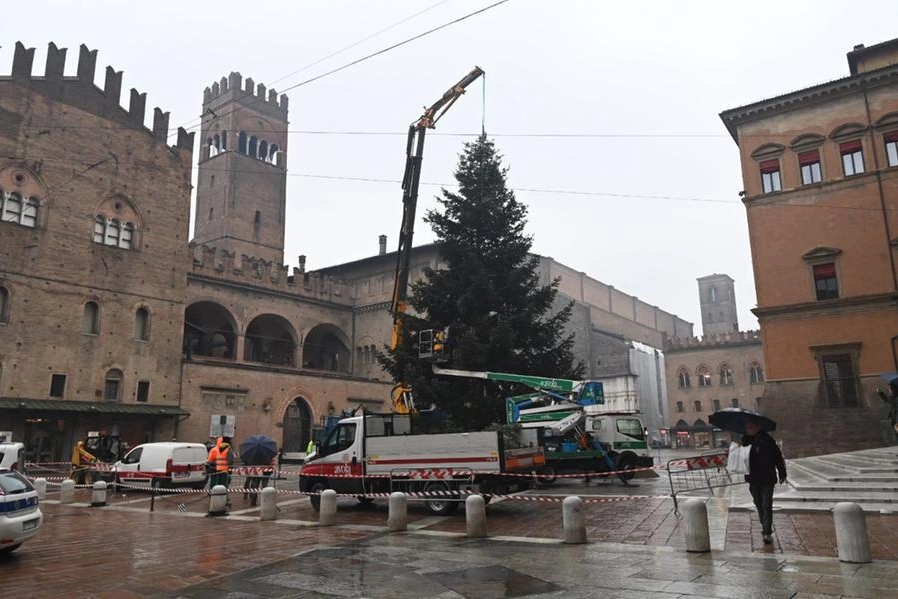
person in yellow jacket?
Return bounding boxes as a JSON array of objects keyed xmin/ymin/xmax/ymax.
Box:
[
  {"xmin": 206, "ymin": 436, "xmax": 234, "ymax": 488},
  {"xmin": 70, "ymin": 441, "xmax": 97, "ymax": 485}
]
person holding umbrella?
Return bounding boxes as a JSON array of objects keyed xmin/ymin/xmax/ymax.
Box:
[
  {"xmin": 239, "ymin": 434, "xmax": 278, "ymax": 506},
  {"xmin": 710, "ymin": 408, "xmax": 787, "ymax": 545}
]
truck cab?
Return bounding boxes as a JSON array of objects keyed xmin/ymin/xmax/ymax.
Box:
[{"xmin": 584, "ymin": 410, "xmax": 653, "ymax": 469}]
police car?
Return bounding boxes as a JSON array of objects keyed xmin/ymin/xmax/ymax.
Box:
[{"xmin": 0, "ymin": 469, "xmax": 42, "ymax": 554}]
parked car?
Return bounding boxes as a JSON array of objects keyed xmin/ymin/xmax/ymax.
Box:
[
  {"xmin": 0, "ymin": 469, "xmax": 42, "ymax": 554},
  {"xmin": 113, "ymin": 442, "xmax": 208, "ymax": 490},
  {"xmin": 0, "ymin": 443, "xmax": 25, "ymax": 471}
]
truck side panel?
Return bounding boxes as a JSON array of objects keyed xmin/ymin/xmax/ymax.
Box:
[{"xmin": 365, "ymin": 431, "xmax": 501, "ymax": 476}]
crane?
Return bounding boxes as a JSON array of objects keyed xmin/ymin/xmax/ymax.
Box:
[{"xmin": 389, "ymin": 67, "xmax": 485, "ymax": 414}]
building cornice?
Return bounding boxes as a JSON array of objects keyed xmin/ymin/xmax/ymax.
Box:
[
  {"xmin": 753, "ymin": 292, "xmax": 898, "ymax": 319},
  {"xmin": 719, "ymin": 63, "xmax": 898, "ymax": 142}
]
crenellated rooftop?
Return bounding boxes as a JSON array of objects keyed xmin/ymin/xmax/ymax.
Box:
[
  {"xmin": 665, "ymin": 329, "xmax": 762, "ymax": 351},
  {"xmin": 189, "ymin": 244, "xmax": 352, "ymax": 305},
  {"xmin": 202, "ymin": 72, "xmax": 288, "ymax": 116},
  {"xmin": 2, "ymin": 42, "xmax": 193, "ymax": 152}
]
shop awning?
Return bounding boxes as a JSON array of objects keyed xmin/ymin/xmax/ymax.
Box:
[{"xmin": 0, "ymin": 398, "xmax": 189, "ymax": 417}]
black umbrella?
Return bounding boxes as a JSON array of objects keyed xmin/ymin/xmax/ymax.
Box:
[
  {"xmin": 879, "ymin": 372, "xmax": 898, "ymax": 386},
  {"xmin": 708, "ymin": 407, "xmax": 776, "ymax": 435},
  {"xmin": 239, "ymin": 434, "xmax": 278, "ymax": 466}
]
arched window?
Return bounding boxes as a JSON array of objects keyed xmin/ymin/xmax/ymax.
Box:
[
  {"xmin": 677, "ymin": 367, "xmax": 690, "ymax": 389},
  {"xmin": 1, "ymin": 191, "xmax": 23, "ymax": 224},
  {"xmin": 676, "ymin": 401, "xmax": 684, "ymax": 413},
  {"xmin": 104, "ymin": 369, "xmax": 123, "ymax": 402},
  {"xmin": 120, "ymin": 223, "xmax": 134, "ymax": 249},
  {"xmin": 238, "ymin": 131, "xmax": 248, "ymax": 154},
  {"xmin": 135, "ymin": 307, "xmax": 150, "ymax": 341},
  {"xmin": 697, "ymin": 365, "xmax": 712, "ymax": 387},
  {"xmin": 719, "ymin": 364, "xmax": 734, "ymax": 386},
  {"xmin": 0, "ymin": 285, "xmax": 9, "ymax": 324},
  {"xmin": 712, "ymin": 399, "xmax": 721, "ymax": 412},
  {"xmin": 105, "ymin": 219, "xmax": 120, "ymax": 246},
  {"xmin": 82, "ymin": 301, "xmax": 99, "ymax": 335},
  {"xmin": 269, "ymin": 144, "xmax": 279, "ymax": 164},
  {"xmin": 709, "ymin": 287, "xmax": 718, "ymax": 303},
  {"xmin": 21, "ymin": 198, "xmax": 38, "ymax": 227},
  {"xmin": 221, "ymin": 131, "xmax": 228, "ymax": 150},
  {"xmin": 248, "ymin": 136, "xmax": 258, "ymax": 158},
  {"xmin": 206, "ymin": 136, "xmax": 214, "ymax": 159},
  {"xmin": 750, "ymin": 362, "xmax": 764, "ymax": 384},
  {"xmin": 362, "ymin": 346, "xmax": 370, "ymax": 364},
  {"xmin": 259, "ymin": 140, "xmax": 268, "ymax": 161},
  {"xmin": 93, "ymin": 215, "xmax": 105, "ymax": 243},
  {"xmin": 213, "ymin": 134, "xmax": 221, "ymax": 156}
]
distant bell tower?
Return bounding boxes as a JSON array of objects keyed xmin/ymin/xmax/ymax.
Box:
[
  {"xmin": 192, "ymin": 72, "xmax": 288, "ymax": 265},
  {"xmin": 697, "ymin": 273, "xmax": 739, "ymax": 335}
]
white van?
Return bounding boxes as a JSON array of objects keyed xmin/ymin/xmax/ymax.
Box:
[
  {"xmin": 113, "ymin": 442, "xmax": 208, "ymax": 489},
  {"xmin": 0, "ymin": 442, "xmax": 25, "ymax": 472}
]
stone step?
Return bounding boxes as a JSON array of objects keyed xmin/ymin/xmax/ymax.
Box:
[
  {"xmin": 732, "ymin": 501, "xmax": 898, "ymax": 513},
  {"xmin": 775, "ymin": 491, "xmax": 898, "ymax": 503},
  {"xmin": 788, "ymin": 483, "xmax": 898, "ymax": 493}
]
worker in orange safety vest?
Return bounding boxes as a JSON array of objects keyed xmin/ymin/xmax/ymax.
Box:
[{"xmin": 206, "ymin": 436, "xmax": 234, "ymax": 488}]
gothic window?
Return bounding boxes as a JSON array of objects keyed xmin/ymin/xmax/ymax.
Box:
[
  {"xmin": 238, "ymin": 131, "xmax": 248, "ymax": 154},
  {"xmin": 82, "ymin": 301, "xmax": 99, "ymax": 335},
  {"xmin": 93, "ymin": 198, "xmax": 138, "ymax": 250},
  {"xmin": 269, "ymin": 144, "xmax": 279, "ymax": 164},
  {"xmin": 1, "ymin": 190, "xmax": 39, "ymax": 228},
  {"xmin": 259, "ymin": 140, "xmax": 268, "ymax": 160},
  {"xmin": 719, "ymin": 364, "xmax": 734, "ymax": 386},
  {"xmin": 248, "ymin": 136, "xmax": 258, "ymax": 157},
  {"xmin": 697, "ymin": 365, "xmax": 712, "ymax": 387},
  {"xmin": 677, "ymin": 367, "xmax": 691, "ymax": 389},
  {"xmin": 749, "ymin": 362, "xmax": 764, "ymax": 384}
]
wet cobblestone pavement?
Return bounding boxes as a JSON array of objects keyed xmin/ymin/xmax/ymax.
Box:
[{"xmin": 3, "ymin": 485, "xmax": 898, "ymax": 598}]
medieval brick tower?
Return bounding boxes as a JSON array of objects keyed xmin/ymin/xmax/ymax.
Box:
[
  {"xmin": 697, "ymin": 273, "xmax": 739, "ymax": 336},
  {"xmin": 192, "ymin": 73, "xmax": 288, "ymax": 265}
]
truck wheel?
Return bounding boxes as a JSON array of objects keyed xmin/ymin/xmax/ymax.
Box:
[
  {"xmin": 616, "ymin": 453, "xmax": 637, "ymax": 482},
  {"xmin": 424, "ymin": 481, "xmax": 458, "ymax": 516},
  {"xmin": 536, "ymin": 465, "xmax": 557, "ymax": 486},
  {"xmin": 309, "ymin": 481, "xmax": 327, "ymax": 511}
]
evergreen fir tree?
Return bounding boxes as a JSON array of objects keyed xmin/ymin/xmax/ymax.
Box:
[{"xmin": 380, "ymin": 136, "xmax": 582, "ymax": 430}]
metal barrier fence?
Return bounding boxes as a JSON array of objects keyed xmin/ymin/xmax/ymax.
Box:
[{"xmin": 667, "ymin": 450, "xmax": 741, "ymax": 514}]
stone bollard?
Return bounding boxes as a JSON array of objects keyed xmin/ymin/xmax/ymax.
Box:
[
  {"xmin": 259, "ymin": 486, "xmax": 277, "ymax": 521},
  {"xmin": 208, "ymin": 484, "xmax": 228, "ymax": 517},
  {"xmin": 34, "ymin": 478, "xmax": 47, "ymax": 500},
  {"xmin": 60, "ymin": 479, "xmax": 75, "ymax": 504},
  {"xmin": 466, "ymin": 494, "xmax": 487, "ymax": 538},
  {"xmin": 682, "ymin": 498, "xmax": 711, "ymax": 553},
  {"xmin": 388, "ymin": 492, "xmax": 408, "ymax": 532},
  {"xmin": 834, "ymin": 502, "xmax": 871, "ymax": 563},
  {"xmin": 562, "ymin": 496, "xmax": 587, "ymax": 544},
  {"xmin": 90, "ymin": 481, "xmax": 108, "ymax": 507},
  {"xmin": 319, "ymin": 489, "xmax": 338, "ymax": 526}
]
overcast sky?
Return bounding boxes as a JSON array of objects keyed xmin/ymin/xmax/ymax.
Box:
[{"xmin": 6, "ymin": 1, "xmax": 897, "ymax": 334}]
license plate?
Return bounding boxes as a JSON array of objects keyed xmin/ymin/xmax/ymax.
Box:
[
  {"xmin": 23, "ymin": 518, "xmax": 39, "ymax": 531},
  {"xmin": 172, "ymin": 472, "xmax": 191, "ymax": 479}
]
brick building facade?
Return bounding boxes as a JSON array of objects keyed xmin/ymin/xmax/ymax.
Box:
[{"xmin": 720, "ymin": 39, "xmax": 898, "ymax": 456}]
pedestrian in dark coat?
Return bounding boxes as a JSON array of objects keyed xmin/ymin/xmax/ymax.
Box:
[{"xmin": 742, "ymin": 417, "xmax": 787, "ymax": 545}]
